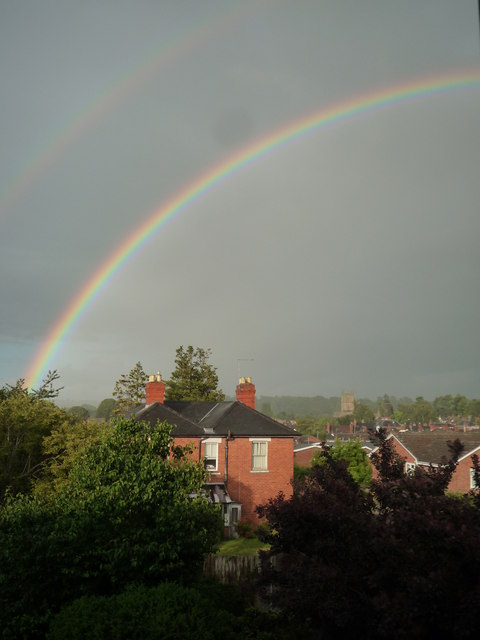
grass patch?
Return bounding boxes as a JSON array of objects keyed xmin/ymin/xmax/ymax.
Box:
[{"xmin": 216, "ymin": 537, "xmax": 269, "ymax": 556}]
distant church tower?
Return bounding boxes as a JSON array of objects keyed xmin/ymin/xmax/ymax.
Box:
[{"xmin": 340, "ymin": 391, "xmax": 355, "ymax": 415}]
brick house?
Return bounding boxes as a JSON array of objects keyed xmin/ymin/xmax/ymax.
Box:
[
  {"xmin": 135, "ymin": 375, "xmax": 296, "ymax": 536},
  {"xmin": 293, "ymin": 435, "xmax": 324, "ymax": 467},
  {"xmin": 372, "ymin": 432, "xmax": 480, "ymax": 492}
]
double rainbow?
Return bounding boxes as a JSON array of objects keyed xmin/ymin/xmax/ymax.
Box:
[{"xmin": 25, "ymin": 68, "xmax": 480, "ymax": 390}]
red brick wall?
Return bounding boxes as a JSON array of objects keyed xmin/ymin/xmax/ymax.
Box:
[
  {"xmin": 173, "ymin": 437, "xmax": 201, "ymax": 462},
  {"xmin": 145, "ymin": 380, "xmax": 165, "ymax": 404},
  {"xmin": 235, "ymin": 382, "xmax": 256, "ymax": 410},
  {"xmin": 294, "ymin": 446, "xmax": 321, "ymax": 467},
  {"xmin": 225, "ymin": 437, "xmax": 294, "ymax": 523},
  {"xmin": 448, "ymin": 455, "xmax": 475, "ymax": 493},
  {"xmin": 173, "ymin": 435, "xmax": 294, "ymax": 524}
]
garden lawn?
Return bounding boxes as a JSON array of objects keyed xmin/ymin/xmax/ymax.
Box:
[{"xmin": 216, "ymin": 537, "xmax": 269, "ymax": 556}]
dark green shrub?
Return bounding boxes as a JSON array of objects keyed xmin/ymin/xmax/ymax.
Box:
[{"xmin": 48, "ymin": 583, "xmax": 233, "ymax": 640}]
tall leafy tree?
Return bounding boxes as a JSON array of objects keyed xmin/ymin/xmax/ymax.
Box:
[
  {"xmin": 165, "ymin": 346, "xmax": 224, "ymax": 401},
  {"xmin": 353, "ymin": 401, "xmax": 375, "ymax": 423},
  {"xmin": 112, "ymin": 362, "xmax": 148, "ymax": 414},
  {"xmin": 433, "ymin": 394, "xmax": 454, "ymax": 418},
  {"xmin": 295, "ymin": 415, "xmax": 328, "ymax": 439},
  {"xmin": 36, "ymin": 418, "xmax": 110, "ymax": 494},
  {"xmin": 452, "ymin": 393, "xmax": 468, "ymax": 417},
  {"xmin": 398, "ymin": 396, "xmax": 435, "ymax": 426},
  {"xmin": 68, "ymin": 406, "xmax": 90, "ymax": 420},
  {"xmin": 0, "ymin": 376, "xmax": 80, "ymax": 503},
  {"xmin": 0, "ymin": 418, "xmax": 222, "ymax": 637},
  {"xmin": 96, "ymin": 398, "xmax": 116, "ymax": 420}
]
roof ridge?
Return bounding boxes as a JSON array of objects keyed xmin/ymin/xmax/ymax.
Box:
[{"xmin": 199, "ymin": 402, "xmax": 222, "ymax": 423}]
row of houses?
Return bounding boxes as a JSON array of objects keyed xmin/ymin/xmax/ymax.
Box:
[
  {"xmin": 134, "ymin": 375, "xmax": 480, "ymax": 536},
  {"xmin": 293, "ymin": 430, "xmax": 480, "ymax": 492}
]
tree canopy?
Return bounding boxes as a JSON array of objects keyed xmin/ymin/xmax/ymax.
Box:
[
  {"xmin": 0, "ymin": 417, "xmax": 222, "ymax": 637},
  {"xmin": 256, "ymin": 429, "xmax": 480, "ymax": 639},
  {"xmin": 0, "ymin": 378, "xmax": 84, "ymax": 503},
  {"xmin": 95, "ymin": 398, "xmax": 116, "ymax": 420},
  {"xmin": 165, "ymin": 346, "xmax": 225, "ymax": 401},
  {"xmin": 112, "ymin": 361, "xmax": 148, "ymax": 414},
  {"xmin": 325, "ymin": 440, "xmax": 372, "ymax": 486}
]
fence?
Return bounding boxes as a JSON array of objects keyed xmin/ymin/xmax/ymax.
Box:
[{"xmin": 203, "ymin": 554, "xmax": 260, "ymax": 585}]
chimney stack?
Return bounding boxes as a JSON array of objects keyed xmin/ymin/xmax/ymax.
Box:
[
  {"xmin": 236, "ymin": 376, "xmax": 255, "ymax": 410},
  {"xmin": 145, "ymin": 372, "xmax": 165, "ymax": 405}
]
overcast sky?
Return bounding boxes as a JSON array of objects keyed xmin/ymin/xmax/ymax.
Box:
[{"xmin": 1, "ymin": 1, "xmax": 479, "ymax": 406}]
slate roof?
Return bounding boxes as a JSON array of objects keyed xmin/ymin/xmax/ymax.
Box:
[
  {"xmin": 135, "ymin": 402, "xmax": 204, "ymax": 437},
  {"xmin": 164, "ymin": 400, "xmax": 297, "ymax": 437},
  {"xmin": 392, "ymin": 432, "xmax": 480, "ymax": 465}
]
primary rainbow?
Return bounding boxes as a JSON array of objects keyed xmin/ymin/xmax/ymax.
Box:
[{"xmin": 25, "ymin": 68, "xmax": 480, "ymax": 390}]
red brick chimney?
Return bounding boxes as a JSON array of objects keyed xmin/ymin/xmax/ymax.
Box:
[
  {"xmin": 145, "ymin": 373, "xmax": 165, "ymax": 405},
  {"xmin": 236, "ymin": 376, "xmax": 255, "ymax": 410}
]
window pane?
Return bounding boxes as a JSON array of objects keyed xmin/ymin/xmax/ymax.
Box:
[
  {"xmin": 252, "ymin": 441, "xmax": 267, "ymax": 470},
  {"xmin": 204, "ymin": 442, "xmax": 218, "ymax": 470}
]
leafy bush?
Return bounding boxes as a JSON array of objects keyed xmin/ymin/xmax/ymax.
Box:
[
  {"xmin": 0, "ymin": 418, "xmax": 222, "ymax": 638},
  {"xmin": 48, "ymin": 582, "xmax": 313, "ymax": 640},
  {"xmin": 48, "ymin": 583, "xmax": 233, "ymax": 640},
  {"xmin": 236, "ymin": 517, "xmax": 254, "ymax": 538}
]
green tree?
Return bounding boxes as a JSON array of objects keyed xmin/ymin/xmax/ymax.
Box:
[
  {"xmin": 112, "ymin": 362, "xmax": 148, "ymax": 414},
  {"xmin": 36, "ymin": 419, "xmax": 110, "ymax": 494},
  {"xmin": 433, "ymin": 394, "xmax": 454, "ymax": 418},
  {"xmin": 467, "ymin": 398, "xmax": 480, "ymax": 418},
  {"xmin": 452, "ymin": 394, "xmax": 468, "ymax": 417},
  {"xmin": 376, "ymin": 393, "xmax": 394, "ymax": 417},
  {"xmin": 31, "ymin": 369, "xmax": 64, "ymax": 399},
  {"xmin": 336, "ymin": 413, "xmax": 353, "ymax": 426},
  {"xmin": 0, "ymin": 379, "xmax": 81, "ymax": 503},
  {"xmin": 96, "ymin": 398, "xmax": 116, "ymax": 420},
  {"xmin": 295, "ymin": 415, "xmax": 328, "ymax": 439},
  {"xmin": 312, "ymin": 440, "xmax": 371, "ymax": 487},
  {"xmin": 68, "ymin": 406, "xmax": 90, "ymax": 420},
  {"xmin": 400, "ymin": 396, "xmax": 435, "ymax": 426},
  {"xmin": 0, "ymin": 418, "xmax": 222, "ymax": 637},
  {"xmin": 353, "ymin": 402, "xmax": 375, "ymax": 423},
  {"xmin": 165, "ymin": 346, "xmax": 225, "ymax": 401}
]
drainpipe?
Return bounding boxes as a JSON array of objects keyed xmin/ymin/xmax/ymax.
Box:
[{"xmin": 225, "ymin": 430, "xmax": 231, "ymax": 488}]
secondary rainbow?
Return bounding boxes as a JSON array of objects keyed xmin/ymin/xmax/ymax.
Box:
[
  {"xmin": 25, "ymin": 67, "xmax": 480, "ymax": 390},
  {"xmin": 0, "ymin": 0, "xmax": 257, "ymax": 221}
]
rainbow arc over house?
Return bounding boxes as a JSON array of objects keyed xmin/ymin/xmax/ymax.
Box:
[{"xmin": 25, "ymin": 68, "xmax": 480, "ymax": 390}]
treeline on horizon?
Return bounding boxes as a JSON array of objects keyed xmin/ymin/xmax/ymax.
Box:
[{"xmin": 70, "ymin": 392, "xmax": 480, "ymax": 422}]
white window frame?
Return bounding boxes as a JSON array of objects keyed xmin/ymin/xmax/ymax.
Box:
[
  {"xmin": 405, "ymin": 462, "xmax": 416, "ymax": 476},
  {"xmin": 250, "ymin": 437, "xmax": 270, "ymax": 472},
  {"xmin": 470, "ymin": 468, "xmax": 479, "ymax": 490},
  {"xmin": 203, "ymin": 438, "xmax": 221, "ymax": 472}
]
